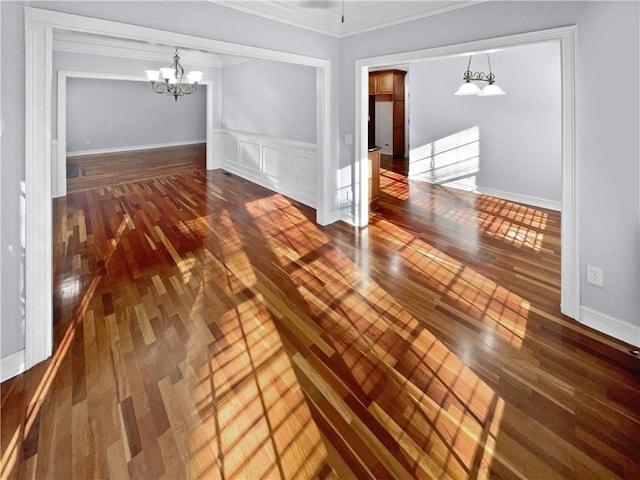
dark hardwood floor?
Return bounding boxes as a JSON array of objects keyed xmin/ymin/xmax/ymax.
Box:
[
  {"xmin": 2, "ymin": 147, "xmax": 639, "ymax": 479},
  {"xmin": 380, "ymin": 153, "xmax": 409, "ymax": 176},
  {"xmin": 66, "ymin": 143, "xmax": 206, "ymax": 193}
]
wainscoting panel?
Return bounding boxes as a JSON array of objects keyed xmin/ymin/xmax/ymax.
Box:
[
  {"xmin": 263, "ymin": 147, "xmax": 289, "ymax": 187},
  {"xmin": 291, "ymin": 153, "xmax": 317, "ymax": 207},
  {"xmin": 240, "ymin": 142, "xmax": 261, "ymax": 173},
  {"xmin": 221, "ymin": 130, "xmax": 317, "ymax": 209},
  {"xmin": 223, "ymin": 137, "xmax": 239, "ymax": 164}
]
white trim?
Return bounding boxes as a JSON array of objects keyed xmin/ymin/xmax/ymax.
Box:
[
  {"xmin": 25, "ymin": 7, "xmax": 332, "ymax": 371},
  {"xmin": 212, "ymin": 129, "xmax": 224, "ymax": 169},
  {"xmin": 580, "ymin": 306, "xmax": 640, "ymax": 347},
  {"xmin": 26, "ymin": 7, "xmax": 330, "ymax": 68},
  {"xmin": 218, "ymin": 0, "xmax": 482, "ymax": 38},
  {"xmin": 1, "ymin": 349, "xmax": 26, "ymax": 383},
  {"xmin": 54, "ymin": 30, "xmax": 230, "ymax": 67},
  {"xmin": 216, "ymin": 0, "xmax": 342, "ymax": 38},
  {"xmin": 340, "ymin": 1, "xmax": 485, "ymax": 38},
  {"xmin": 25, "ymin": 13, "xmax": 53, "ymax": 369},
  {"xmin": 67, "ymin": 140, "xmax": 207, "ymax": 158},
  {"xmin": 221, "ymin": 129, "xmax": 317, "ymax": 151},
  {"xmin": 55, "ymin": 70, "xmax": 214, "ymax": 198},
  {"xmin": 206, "ymin": 85, "xmax": 215, "ymax": 170},
  {"xmin": 315, "ymin": 64, "xmax": 333, "ymax": 225},
  {"xmin": 354, "ymin": 25, "xmax": 580, "ymax": 322},
  {"xmin": 475, "ymin": 187, "xmax": 561, "ymax": 212},
  {"xmin": 55, "ymin": 70, "xmax": 66, "ymax": 197},
  {"xmin": 220, "ymin": 129, "xmax": 318, "ymax": 208}
]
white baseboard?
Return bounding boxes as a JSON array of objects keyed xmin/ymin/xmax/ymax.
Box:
[
  {"xmin": 1, "ymin": 349, "xmax": 26, "ymax": 383},
  {"xmin": 580, "ymin": 306, "xmax": 640, "ymax": 347},
  {"xmin": 67, "ymin": 139, "xmax": 206, "ymax": 157},
  {"xmin": 323, "ymin": 209, "xmax": 342, "ymax": 225},
  {"xmin": 476, "ymin": 187, "xmax": 561, "ymax": 212}
]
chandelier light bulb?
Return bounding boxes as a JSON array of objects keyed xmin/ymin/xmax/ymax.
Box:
[
  {"xmin": 147, "ymin": 49, "xmax": 202, "ymax": 101},
  {"xmin": 478, "ymin": 83, "xmax": 506, "ymax": 96},
  {"xmin": 145, "ymin": 70, "xmax": 160, "ymax": 82},
  {"xmin": 454, "ymin": 53, "xmax": 506, "ymax": 97},
  {"xmin": 455, "ymin": 80, "xmax": 482, "ymax": 95}
]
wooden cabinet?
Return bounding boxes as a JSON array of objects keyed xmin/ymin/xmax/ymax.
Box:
[
  {"xmin": 368, "ymin": 69, "xmax": 406, "ymax": 158},
  {"xmin": 369, "ymin": 72, "xmax": 393, "ymax": 95},
  {"xmin": 368, "ymin": 147, "xmax": 381, "ymax": 209},
  {"xmin": 369, "ymin": 72, "xmax": 394, "ymax": 97}
]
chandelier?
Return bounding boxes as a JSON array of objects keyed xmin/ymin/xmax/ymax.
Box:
[
  {"xmin": 145, "ymin": 49, "xmax": 203, "ymax": 101},
  {"xmin": 454, "ymin": 53, "xmax": 506, "ymax": 96}
]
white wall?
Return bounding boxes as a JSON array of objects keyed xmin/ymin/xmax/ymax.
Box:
[
  {"xmin": 221, "ymin": 59, "xmax": 316, "ymax": 144},
  {"xmin": 66, "ymin": 78, "xmax": 206, "ymax": 154},
  {"xmin": 340, "ymin": 1, "xmax": 639, "ymax": 336},
  {"xmin": 409, "ymin": 42, "xmax": 561, "ymax": 206}
]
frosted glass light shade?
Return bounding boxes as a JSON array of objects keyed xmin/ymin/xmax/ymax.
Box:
[
  {"xmin": 455, "ymin": 81, "xmax": 482, "ymax": 95},
  {"xmin": 479, "ymin": 83, "xmax": 506, "ymax": 96},
  {"xmin": 145, "ymin": 70, "xmax": 160, "ymax": 82},
  {"xmin": 159, "ymin": 67, "xmax": 174, "ymax": 80},
  {"xmin": 187, "ymin": 71, "xmax": 203, "ymax": 83}
]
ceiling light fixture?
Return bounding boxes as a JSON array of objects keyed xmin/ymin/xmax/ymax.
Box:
[
  {"xmin": 454, "ymin": 53, "xmax": 506, "ymax": 96},
  {"xmin": 145, "ymin": 49, "xmax": 203, "ymax": 101}
]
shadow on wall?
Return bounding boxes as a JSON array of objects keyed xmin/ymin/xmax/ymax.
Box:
[{"xmin": 408, "ymin": 126, "xmax": 480, "ymax": 192}]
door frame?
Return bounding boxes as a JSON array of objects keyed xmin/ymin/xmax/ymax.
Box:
[
  {"xmin": 23, "ymin": 6, "xmax": 332, "ymax": 371},
  {"xmin": 55, "ymin": 71, "xmax": 215, "ymax": 198},
  {"xmin": 354, "ymin": 25, "xmax": 580, "ymax": 320}
]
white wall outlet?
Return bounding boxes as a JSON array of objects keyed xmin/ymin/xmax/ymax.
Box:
[
  {"xmin": 586, "ymin": 264, "xmax": 604, "ymax": 287},
  {"xmin": 384, "ymin": 142, "xmax": 390, "ymax": 148}
]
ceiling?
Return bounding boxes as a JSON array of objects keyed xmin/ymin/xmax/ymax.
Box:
[
  {"xmin": 52, "ymin": 1, "xmax": 482, "ymax": 66},
  {"xmin": 216, "ymin": 0, "xmax": 481, "ymax": 37}
]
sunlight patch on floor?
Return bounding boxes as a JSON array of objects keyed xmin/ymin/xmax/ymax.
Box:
[{"xmin": 246, "ymin": 192, "xmax": 510, "ymax": 479}]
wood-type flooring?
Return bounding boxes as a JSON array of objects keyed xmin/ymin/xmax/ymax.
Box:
[
  {"xmin": 66, "ymin": 143, "xmax": 206, "ymax": 194},
  {"xmin": 2, "ymin": 150, "xmax": 640, "ymax": 479}
]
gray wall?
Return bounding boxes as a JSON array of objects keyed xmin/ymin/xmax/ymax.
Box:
[
  {"xmin": 1, "ymin": 2, "xmax": 26, "ymax": 357},
  {"xmin": 409, "ymin": 42, "xmax": 561, "ymax": 203},
  {"xmin": 53, "ymin": 50, "xmax": 221, "ymax": 145},
  {"xmin": 0, "ymin": 0, "xmax": 340, "ymax": 358},
  {"xmin": 1, "ymin": 1, "xmax": 639, "ymax": 360},
  {"xmin": 221, "ymin": 59, "xmax": 316, "ymax": 144},
  {"xmin": 339, "ymin": 1, "xmax": 640, "ymax": 332},
  {"xmin": 66, "ymin": 78, "xmax": 206, "ymax": 154}
]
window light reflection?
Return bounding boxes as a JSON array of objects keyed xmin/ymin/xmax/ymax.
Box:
[{"xmin": 244, "ymin": 192, "xmax": 511, "ymax": 477}]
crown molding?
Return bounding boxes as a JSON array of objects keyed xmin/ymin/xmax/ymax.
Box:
[
  {"xmin": 340, "ymin": 1, "xmax": 486, "ymax": 38},
  {"xmin": 217, "ymin": 0, "xmax": 343, "ymax": 37},
  {"xmin": 215, "ymin": 0, "xmax": 483, "ymax": 38}
]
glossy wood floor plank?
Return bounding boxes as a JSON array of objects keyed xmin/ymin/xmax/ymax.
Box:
[{"xmin": 2, "ymin": 149, "xmax": 640, "ymax": 479}]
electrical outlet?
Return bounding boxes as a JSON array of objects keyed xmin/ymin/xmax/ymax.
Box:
[
  {"xmin": 586, "ymin": 264, "xmax": 604, "ymax": 287},
  {"xmin": 384, "ymin": 142, "xmax": 390, "ymax": 148}
]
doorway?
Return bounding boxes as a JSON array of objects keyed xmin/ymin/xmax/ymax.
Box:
[
  {"xmin": 54, "ymin": 72, "xmax": 213, "ymax": 199},
  {"xmin": 354, "ymin": 26, "xmax": 579, "ymax": 321},
  {"xmin": 23, "ymin": 6, "xmax": 332, "ymax": 372}
]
